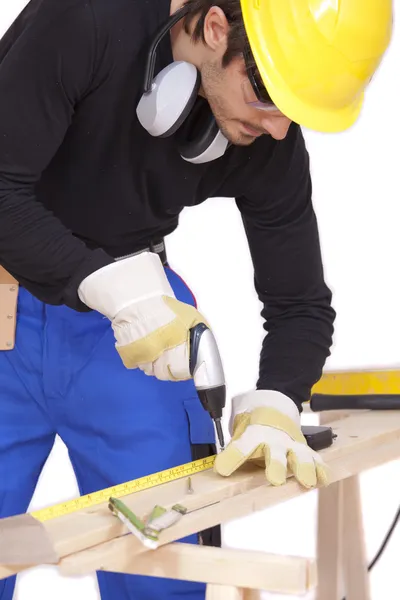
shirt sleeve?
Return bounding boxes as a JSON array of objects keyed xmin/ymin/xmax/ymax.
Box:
[
  {"xmin": 235, "ymin": 124, "xmax": 336, "ymax": 410},
  {"xmin": 0, "ymin": 1, "xmax": 113, "ymax": 310}
]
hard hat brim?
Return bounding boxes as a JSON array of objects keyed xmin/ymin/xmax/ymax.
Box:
[{"xmin": 256, "ymin": 60, "xmax": 365, "ymax": 133}]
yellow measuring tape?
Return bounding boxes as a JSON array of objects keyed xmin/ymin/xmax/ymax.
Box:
[{"xmin": 31, "ymin": 455, "xmax": 216, "ymax": 523}]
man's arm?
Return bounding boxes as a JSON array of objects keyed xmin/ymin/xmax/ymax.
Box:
[
  {"xmin": 235, "ymin": 124, "xmax": 335, "ymax": 410},
  {"xmin": 0, "ymin": 1, "xmax": 113, "ymax": 310}
]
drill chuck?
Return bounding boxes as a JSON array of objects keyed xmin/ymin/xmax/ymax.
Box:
[{"xmin": 197, "ymin": 386, "xmax": 225, "ymax": 421}]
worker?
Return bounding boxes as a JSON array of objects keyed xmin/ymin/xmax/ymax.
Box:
[{"xmin": 0, "ymin": 0, "xmax": 392, "ymax": 598}]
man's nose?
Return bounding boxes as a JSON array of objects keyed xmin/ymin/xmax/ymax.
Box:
[{"xmin": 261, "ymin": 116, "xmax": 292, "ymax": 140}]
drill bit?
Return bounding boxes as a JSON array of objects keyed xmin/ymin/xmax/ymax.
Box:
[
  {"xmin": 214, "ymin": 418, "xmax": 225, "ymax": 451},
  {"xmin": 187, "ymin": 476, "xmax": 194, "ymax": 494}
]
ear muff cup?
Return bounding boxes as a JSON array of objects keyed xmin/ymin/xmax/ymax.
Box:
[
  {"xmin": 136, "ymin": 59, "xmax": 229, "ymax": 163},
  {"xmin": 176, "ymin": 98, "xmax": 217, "ymax": 157},
  {"xmin": 136, "ymin": 62, "xmax": 201, "ymax": 138},
  {"xmin": 176, "ymin": 97, "xmax": 230, "ymax": 164}
]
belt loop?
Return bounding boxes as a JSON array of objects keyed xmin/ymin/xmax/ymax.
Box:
[{"xmin": 150, "ymin": 239, "xmax": 168, "ymax": 266}]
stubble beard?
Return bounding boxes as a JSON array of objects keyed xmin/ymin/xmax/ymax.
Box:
[
  {"xmin": 201, "ymin": 63, "xmax": 257, "ymax": 147},
  {"xmin": 209, "ymin": 97, "xmax": 256, "ymax": 146}
]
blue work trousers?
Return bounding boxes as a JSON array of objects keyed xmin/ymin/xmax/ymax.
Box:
[{"xmin": 0, "ymin": 266, "xmax": 217, "ymax": 600}]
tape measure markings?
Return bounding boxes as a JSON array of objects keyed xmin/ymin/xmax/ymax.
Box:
[{"xmin": 31, "ymin": 455, "xmax": 216, "ymax": 522}]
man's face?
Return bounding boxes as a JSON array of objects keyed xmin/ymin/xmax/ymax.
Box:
[{"xmin": 200, "ymin": 55, "xmax": 292, "ymax": 146}]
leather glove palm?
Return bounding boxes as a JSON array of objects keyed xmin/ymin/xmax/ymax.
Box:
[{"xmin": 214, "ymin": 390, "xmax": 329, "ymax": 489}]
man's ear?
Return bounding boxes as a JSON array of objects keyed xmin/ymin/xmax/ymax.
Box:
[{"xmin": 203, "ymin": 6, "xmax": 229, "ymax": 53}]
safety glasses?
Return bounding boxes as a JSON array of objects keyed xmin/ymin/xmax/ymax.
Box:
[{"xmin": 242, "ymin": 43, "xmax": 278, "ymax": 112}]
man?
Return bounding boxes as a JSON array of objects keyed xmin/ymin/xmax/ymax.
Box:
[{"xmin": 0, "ymin": 0, "xmax": 392, "ymax": 599}]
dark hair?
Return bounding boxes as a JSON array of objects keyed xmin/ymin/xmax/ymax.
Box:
[
  {"xmin": 182, "ymin": 0, "xmax": 250, "ymax": 68},
  {"xmin": 182, "ymin": 0, "xmax": 274, "ymax": 105}
]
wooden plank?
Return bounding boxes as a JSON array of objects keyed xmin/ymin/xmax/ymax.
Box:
[
  {"xmin": 57, "ymin": 413, "xmax": 400, "ymax": 579},
  {"xmin": 56, "ymin": 435, "xmax": 400, "ymax": 583},
  {"xmin": 206, "ymin": 584, "xmax": 243, "ymax": 600},
  {"xmin": 59, "ymin": 541, "xmax": 315, "ymax": 594},
  {"xmin": 318, "ymin": 409, "xmax": 365, "ymax": 425},
  {"xmin": 65, "ymin": 541, "xmax": 315, "ymax": 594},
  {"xmin": 1, "ymin": 410, "xmax": 400, "ymax": 582}
]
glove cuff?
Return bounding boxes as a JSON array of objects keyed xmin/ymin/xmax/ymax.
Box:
[
  {"xmin": 231, "ymin": 389, "xmax": 300, "ymax": 421},
  {"xmin": 77, "ymin": 251, "xmax": 175, "ymax": 318},
  {"xmin": 229, "ymin": 390, "xmax": 304, "ymax": 442}
]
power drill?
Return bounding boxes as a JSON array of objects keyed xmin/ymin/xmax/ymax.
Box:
[
  {"xmin": 189, "ymin": 323, "xmax": 226, "ymax": 450},
  {"xmin": 189, "ymin": 323, "xmax": 337, "ymax": 453}
]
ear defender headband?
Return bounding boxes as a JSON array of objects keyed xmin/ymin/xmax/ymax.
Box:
[{"xmin": 136, "ymin": 6, "xmax": 229, "ymax": 164}]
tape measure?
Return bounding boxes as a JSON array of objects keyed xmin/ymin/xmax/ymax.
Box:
[{"xmin": 31, "ymin": 455, "xmax": 216, "ymax": 523}]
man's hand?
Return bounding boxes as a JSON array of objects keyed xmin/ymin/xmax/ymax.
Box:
[
  {"xmin": 214, "ymin": 390, "xmax": 329, "ymax": 489},
  {"xmin": 78, "ymin": 252, "xmax": 208, "ymax": 380}
]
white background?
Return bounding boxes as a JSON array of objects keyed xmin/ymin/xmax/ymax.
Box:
[{"xmin": 1, "ymin": 2, "xmax": 400, "ymax": 599}]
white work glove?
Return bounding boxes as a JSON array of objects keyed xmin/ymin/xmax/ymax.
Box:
[
  {"xmin": 78, "ymin": 252, "xmax": 209, "ymax": 380},
  {"xmin": 214, "ymin": 390, "xmax": 329, "ymax": 489}
]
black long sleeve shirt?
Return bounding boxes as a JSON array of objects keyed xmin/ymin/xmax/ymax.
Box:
[{"xmin": 0, "ymin": 0, "xmax": 335, "ymax": 408}]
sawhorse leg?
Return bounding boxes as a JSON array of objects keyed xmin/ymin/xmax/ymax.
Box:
[
  {"xmin": 317, "ymin": 410, "xmax": 371, "ymax": 600},
  {"xmin": 316, "ymin": 475, "xmax": 371, "ymax": 600}
]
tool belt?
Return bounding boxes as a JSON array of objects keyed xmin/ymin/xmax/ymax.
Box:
[{"xmin": 0, "ymin": 266, "xmax": 18, "ymax": 351}]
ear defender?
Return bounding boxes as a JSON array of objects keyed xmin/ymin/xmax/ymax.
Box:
[
  {"xmin": 136, "ymin": 6, "xmax": 229, "ymax": 164},
  {"xmin": 176, "ymin": 97, "xmax": 229, "ymax": 164},
  {"xmin": 136, "ymin": 61, "xmax": 201, "ymax": 138}
]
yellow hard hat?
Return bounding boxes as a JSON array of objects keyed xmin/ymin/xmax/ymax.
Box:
[{"xmin": 240, "ymin": 0, "xmax": 393, "ymax": 132}]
